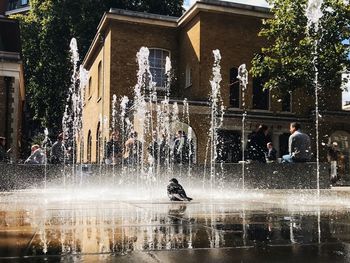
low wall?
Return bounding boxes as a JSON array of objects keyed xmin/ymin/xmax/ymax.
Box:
[{"xmin": 0, "ymin": 162, "xmax": 331, "ymax": 191}]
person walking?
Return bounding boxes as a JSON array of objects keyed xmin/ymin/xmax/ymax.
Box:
[{"xmin": 50, "ymin": 133, "xmax": 64, "ymax": 164}]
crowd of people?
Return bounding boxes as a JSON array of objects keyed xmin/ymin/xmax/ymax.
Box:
[
  {"xmin": 104, "ymin": 129, "xmax": 194, "ymax": 166},
  {"xmin": 0, "ymin": 122, "xmax": 345, "ymax": 173}
]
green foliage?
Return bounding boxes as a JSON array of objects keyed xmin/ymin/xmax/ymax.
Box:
[
  {"xmin": 251, "ymin": 0, "xmax": 350, "ymax": 94},
  {"xmin": 14, "ymin": 0, "xmax": 184, "ymax": 137}
]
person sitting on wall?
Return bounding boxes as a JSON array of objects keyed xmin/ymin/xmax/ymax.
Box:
[
  {"xmin": 25, "ymin": 144, "xmax": 46, "ymax": 164},
  {"xmin": 105, "ymin": 131, "xmax": 122, "ymax": 165},
  {"xmin": 167, "ymin": 178, "xmax": 192, "ymax": 201},
  {"xmin": 0, "ymin": 137, "xmax": 10, "ymax": 163},
  {"xmin": 50, "ymin": 133, "xmax": 64, "ymax": 164},
  {"xmin": 282, "ymin": 122, "xmax": 311, "ymax": 163},
  {"xmin": 266, "ymin": 142, "xmax": 277, "ymax": 162}
]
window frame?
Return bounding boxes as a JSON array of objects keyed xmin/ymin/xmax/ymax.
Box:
[{"xmin": 148, "ymin": 48, "xmax": 170, "ymax": 90}]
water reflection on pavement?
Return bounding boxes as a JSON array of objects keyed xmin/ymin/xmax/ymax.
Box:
[{"xmin": 1, "ymin": 190, "xmax": 350, "ymax": 262}]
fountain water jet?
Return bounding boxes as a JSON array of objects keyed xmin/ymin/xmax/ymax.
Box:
[
  {"xmin": 237, "ymin": 64, "xmax": 248, "ymax": 191},
  {"xmin": 208, "ymin": 49, "xmax": 225, "ymax": 195}
]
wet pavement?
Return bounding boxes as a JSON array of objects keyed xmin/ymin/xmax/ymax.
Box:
[{"xmin": 1, "ymin": 189, "xmax": 350, "ymax": 262}]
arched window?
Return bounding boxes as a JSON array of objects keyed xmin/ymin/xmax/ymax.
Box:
[
  {"xmin": 149, "ymin": 48, "xmax": 170, "ymax": 88},
  {"xmin": 98, "ymin": 61, "xmax": 102, "ymax": 99},
  {"xmin": 185, "ymin": 64, "xmax": 192, "ymax": 88},
  {"xmin": 96, "ymin": 122, "xmax": 101, "ymax": 163},
  {"xmin": 87, "ymin": 130, "xmax": 92, "ymax": 163},
  {"xmin": 229, "ymin": 67, "xmax": 240, "ymax": 108}
]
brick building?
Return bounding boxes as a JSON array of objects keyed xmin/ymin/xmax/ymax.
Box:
[
  {"xmin": 82, "ymin": 0, "xmax": 350, "ymax": 168},
  {"xmin": 0, "ymin": 17, "xmax": 25, "ymax": 160}
]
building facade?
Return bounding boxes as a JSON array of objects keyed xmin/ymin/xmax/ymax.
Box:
[
  {"xmin": 0, "ymin": 17, "xmax": 25, "ymax": 160},
  {"xmin": 82, "ymin": 0, "xmax": 350, "ymax": 168}
]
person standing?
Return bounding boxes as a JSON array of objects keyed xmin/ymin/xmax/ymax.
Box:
[
  {"xmin": 148, "ymin": 131, "xmax": 159, "ymax": 163},
  {"xmin": 247, "ymin": 124, "xmax": 269, "ymax": 163},
  {"xmin": 0, "ymin": 137, "xmax": 9, "ymax": 163},
  {"xmin": 105, "ymin": 131, "xmax": 122, "ymax": 164},
  {"xmin": 124, "ymin": 131, "xmax": 142, "ymax": 165},
  {"xmin": 282, "ymin": 122, "xmax": 311, "ymax": 163},
  {"xmin": 159, "ymin": 133, "xmax": 170, "ymax": 164},
  {"xmin": 327, "ymin": 142, "xmax": 344, "ymax": 182},
  {"xmin": 50, "ymin": 133, "xmax": 64, "ymax": 164}
]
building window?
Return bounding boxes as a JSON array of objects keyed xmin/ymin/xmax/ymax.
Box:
[
  {"xmin": 229, "ymin": 67, "xmax": 240, "ymax": 108},
  {"xmin": 252, "ymin": 76, "xmax": 269, "ymax": 110},
  {"xmin": 21, "ymin": 0, "xmax": 28, "ymax": 5},
  {"xmin": 98, "ymin": 61, "xmax": 102, "ymax": 99},
  {"xmin": 87, "ymin": 130, "xmax": 92, "ymax": 163},
  {"xmin": 185, "ymin": 64, "xmax": 192, "ymax": 88},
  {"xmin": 149, "ymin": 48, "xmax": 170, "ymax": 88},
  {"xmin": 282, "ymin": 91, "xmax": 292, "ymax": 112}
]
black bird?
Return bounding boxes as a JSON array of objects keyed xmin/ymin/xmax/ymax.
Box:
[{"xmin": 167, "ymin": 178, "xmax": 192, "ymax": 201}]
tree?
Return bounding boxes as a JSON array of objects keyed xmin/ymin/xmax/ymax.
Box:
[
  {"xmin": 14, "ymin": 0, "xmax": 184, "ymax": 140},
  {"xmin": 14, "ymin": 0, "xmax": 72, "ymax": 137},
  {"xmin": 251, "ymin": 0, "xmax": 350, "ymax": 95}
]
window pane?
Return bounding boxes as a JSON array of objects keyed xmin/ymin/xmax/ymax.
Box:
[
  {"xmin": 253, "ymin": 77, "xmax": 269, "ymax": 110},
  {"xmin": 148, "ymin": 49, "xmax": 170, "ymax": 88}
]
